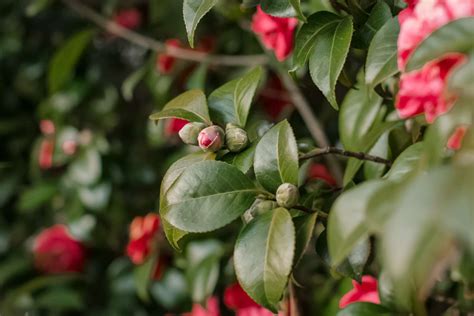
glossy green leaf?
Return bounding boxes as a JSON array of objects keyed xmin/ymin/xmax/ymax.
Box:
[
  {"xmin": 293, "ymin": 213, "xmax": 317, "ymax": 266},
  {"xmin": 365, "ymin": 17, "xmax": 399, "ymax": 87},
  {"xmin": 122, "ymin": 66, "xmax": 147, "ymax": 102},
  {"xmin": 208, "ymin": 67, "xmax": 262, "ymax": 127},
  {"xmin": 448, "ymin": 51, "xmax": 474, "ymax": 99},
  {"xmin": 254, "ymin": 120, "xmax": 299, "ymax": 193},
  {"xmin": 289, "ymin": 0, "xmax": 306, "ymax": 21},
  {"xmin": 337, "ymin": 302, "xmax": 392, "ymax": 315},
  {"xmin": 149, "ymin": 89, "xmax": 211, "ymax": 124},
  {"xmin": 25, "ymin": 0, "xmax": 53, "ymax": 17},
  {"xmin": 328, "ymin": 180, "xmax": 384, "ymax": 265},
  {"xmin": 363, "ymin": 132, "xmax": 389, "ymax": 180},
  {"xmin": 160, "ymin": 152, "xmax": 216, "ymax": 249},
  {"xmin": 134, "ymin": 255, "xmax": 156, "ymax": 302},
  {"xmin": 183, "ymin": 0, "xmax": 218, "ymax": 47},
  {"xmin": 234, "ymin": 208, "xmax": 295, "ymax": 312},
  {"xmin": 261, "ymin": 0, "xmax": 295, "ymax": 17},
  {"xmin": 150, "ymin": 269, "xmax": 189, "ymax": 310},
  {"xmin": 384, "ymin": 142, "xmax": 423, "ymax": 182},
  {"xmin": 188, "ymin": 255, "xmax": 220, "ymax": 304},
  {"xmin": 222, "ymin": 142, "xmax": 256, "ymax": 174},
  {"xmin": 18, "ymin": 183, "xmax": 56, "ymax": 212},
  {"xmin": 292, "ymin": 12, "xmax": 340, "ymax": 72},
  {"xmin": 382, "ymin": 165, "xmax": 474, "ymax": 303},
  {"xmin": 35, "ymin": 288, "xmax": 83, "ymax": 311},
  {"xmin": 405, "ymin": 17, "xmax": 474, "ymax": 72},
  {"xmin": 163, "ymin": 161, "xmax": 260, "ymax": 232},
  {"xmin": 48, "ymin": 29, "xmax": 95, "ymax": 94},
  {"xmin": 309, "ymin": 16, "xmax": 353, "ymax": 109},
  {"xmin": 355, "ymin": 1, "xmax": 391, "ymax": 48}
]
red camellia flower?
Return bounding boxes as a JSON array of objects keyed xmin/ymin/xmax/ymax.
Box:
[
  {"xmin": 165, "ymin": 118, "xmax": 189, "ymax": 136},
  {"xmin": 339, "ymin": 276, "xmax": 381, "ymax": 309},
  {"xmin": 251, "ymin": 6, "xmax": 298, "ymax": 61},
  {"xmin": 259, "ymin": 75, "xmax": 292, "ymax": 120},
  {"xmin": 33, "ymin": 225, "xmax": 85, "ymax": 274},
  {"xmin": 308, "ymin": 163, "xmax": 337, "ymax": 186},
  {"xmin": 447, "ymin": 125, "xmax": 468, "ymax": 150},
  {"xmin": 395, "ymin": 0, "xmax": 474, "ymax": 123},
  {"xmin": 38, "ymin": 139, "xmax": 54, "ymax": 170},
  {"xmin": 396, "ymin": 54, "xmax": 465, "ymax": 123},
  {"xmin": 113, "ymin": 9, "xmax": 142, "ymax": 30},
  {"xmin": 126, "ymin": 213, "xmax": 160, "ymax": 265},
  {"xmin": 157, "ymin": 39, "xmax": 182, "ymax": 74},
  {"xmin": 40, "ymin": 119, "xmax": 55, "ymax": 135},
  {"xmin": 183, "ymin": 296, "xmax": 220, "ymax": 316},
  {"xmin": 224, "ymin": 283, "xmax": 284, "ymax": 316}
]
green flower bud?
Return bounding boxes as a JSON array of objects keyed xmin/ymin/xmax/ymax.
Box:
[
  {"xmin": 276, "ymin": 183, "xmax": 299, "ymax": 208},
  {"xmin": 225, "ymin": 123, "xmax": 249, "ymax": 152},
  {"xmin": 198, "ymin": 125, "xmax": 225, "ymax": 152},
  {"xmin": 178, "ymin": 122, "xmax": 207, "ymax": 145},
  {"xmin": 250, "ymin": 200, "xmax": 278, "ymax": 217}
]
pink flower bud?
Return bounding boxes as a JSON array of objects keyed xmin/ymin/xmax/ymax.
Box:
[
  {"xmin": 198, "ymin": 125, "xmax": 224, "ymax": 152},
  {"xmin": 39, "ymin": 120, "xmax": 55, "ymax": 135}
]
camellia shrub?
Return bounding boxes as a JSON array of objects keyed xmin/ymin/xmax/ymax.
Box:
[{"xmin": 0, "ymin": 0, "xmax": 473, "ymax": 315}]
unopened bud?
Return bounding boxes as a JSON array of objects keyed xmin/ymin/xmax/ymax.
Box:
[
  {"xmin": 198, "ymin": 125, "xmax": 225, "ymax": 152},
  {"xmin": 276, "ymin": 183, "xmax": 299, "ymax": 208},
  {"xmin": 251, "ymin": 200, "xmax": 278, "ymax": 217},
  {"xmin": 225, "ymin": 123, "xmax": 249, "ymax": 152},
  {"xmin": 178, "ymin": 122, "xmax": 207, "ymax": 145}
]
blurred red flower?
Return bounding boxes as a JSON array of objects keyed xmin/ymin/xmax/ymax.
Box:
[
  {"xmin": 113, "ymin": 9, "xmax": 142, "ymax": 30},
  {"xmin": 33, "ymin": 225, "xmax": 85, "ymax": 274},
  {"xmin": 339, "ymin": 276, "xmax": 380, "ymax": 309},
  {"xmin": 308, "ymin": 163, "xmax": 337, "ymax": 186},
  {"xmin": 126, "ymin": 213, "xmax": 160, "ymax": 265}
]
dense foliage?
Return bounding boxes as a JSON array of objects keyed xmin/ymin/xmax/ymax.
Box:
[{"xmin": 0, "ymin": 0, "xmax": 473, "ymax": 315}]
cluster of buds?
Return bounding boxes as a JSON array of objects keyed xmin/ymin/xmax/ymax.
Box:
[{"xmin": 178, "ymin": 122, "xmax": 249, "ymax": 153}]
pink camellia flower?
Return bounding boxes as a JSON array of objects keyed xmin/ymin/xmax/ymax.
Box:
[
  {"xmin": 224, "ymin": 283, "xmax": 284, "ymax": 316},
  {"xmin": 33, "ymin": 225, "xmax": 85, "ymax": 274},
  {"xmin": 308, "ymin": 163, "xmax": 337, "ymax": 186},
  {"xmin": 113, "ymin": 9, "xmax": 142, "ymax": 30},
  {"xmin": 62, "ymin": 140, "xmax": 78, "ymax": 156},
  {"xmin": 157, "ymin": 39, "xmax": 182, "ymax": 74},
  {"xmin": 397, "ymin": 0, "xmax": 474, "ymax": 70},
  {"xmin": 38, "ymin": 139, "xmax": 54, "ymax": 170},
  {"xmin": 165, "ymin": 118, "xmax": 189, "ymax": 136},
  {"xmin": 198, "ymin": 125, "xmax": 224, "ymax": 152},
  {"xmin": 395, "ymin": 54, "xmax": 465, "ymax": 123},
  {"xmin": 126, "ymin": 213, "xmax": 160, "ymax": 265},
  {"xmin": 40, "ymin": 119, "xmax": 55, "ymax": 135},
  {"xmin": 339, "ymin": 276, "xmax": 381, "ymax": 309},
  {"xmin": 447, "ymin": 125, "xmax": 468, "ymax": 150},
  {"xmin": 183, "ymin": 296, "xmax": 220, "ymax": 316},
  {"xmin": 251, "ymin": 6, "xmax": 298, "ymax": 61}
]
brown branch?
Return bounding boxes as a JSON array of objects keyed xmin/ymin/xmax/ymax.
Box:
[
  {"xmin": 300, "ymin": 147, "xmax": 393, "ymax": 167},
  {"xmin": 276, "ymin": 69, "xmax": 344, "ymax": 185},
  {"xmin": 61, "ymin": 0, "xmax": 268, "ymax": 67}
]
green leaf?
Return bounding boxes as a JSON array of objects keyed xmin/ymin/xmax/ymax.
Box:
[
  {"xmin": 363, "ymin": 132, "xmax": 389, "ymax": 179},
  {"xmin": 48, "ymin": 29, "xmax": 95, "ymax": 94},
  {"xmin": 122, "ymin": 66, "xmax": 148, "ymax": 102},
  {"xmin": 150, "ymin": 269, "xmax": 189, "ymax": 310},
  {"xmin": 222, "ymin": 142, "xmax": 257, "ymax": 174},
  {"xmin": 254, "ymin": 120, "xmax": 299, "ymax": 193},
  {"xmin": 68, "ymin": 148, "xmax": 102, "ymax": 186},
  {"xmin": 261, "ymin": 0, "xmax": 296, "ymax": 17},
  {"xmin": 337, "ymin": 302, "xmax": 392, "ymax": 315},
  {"xmin": 383, "ymin": 142, "xmax": 423, "ymax": 182},
  {"xmin": 208, "ymin": 67, "xmax": 263, "ymax": 127},
  {"xmin": 149, "ymin": 89, "xmax": 211, "ymax": 124},
  {"xmin": 25, "ymin": 0, "xmax": 53, "ymax": 17},
  {"xmin": 365, "ymin": 17, "xmax": 399, "ymax": 87},
  {"xmin": 35, "ymin": 288, "xmax": 83, "ymax": 311},
  {"xmin": 292, "ymin": 12, "xmax": 340, "ymax": 72},
  {"xmin": 160, "ymin": 152, "xmax": 216, "ymax": 249},
  {"xmin": 328, "ymin": 180, "xmax": 384, "ymax": 265},
  {"xmin": 18, "ymin": 183, "xmax": 56, "ymax": 212},
  {"xmin": 309, "ymin": 16, "xmax": 353, "ymax": 109},
  {"xmin": 339, "ymin": 78, "xmax": 382, "ymax": 150},
  {"xmin": 183, "ymin": 0, "xmax": 218, "ymax": 48},
  {"xmin": 354, "ymin": 1, "xmax": 392, "ymax": 48},
  {"xmin": 234, "ymin": 208, "xmax": 295, "ymax": 312},
  {"xmin": 405, "ymin": 17, "xmax": 474, "ymax": 72},
  {"xmin": 289, "ymin": 0, "xmax": 306, "ymax": 21},
  {"xmin": 293, "ymin": 213, "xmax": 317, "ymax": 266},
  {"xmin": 162, "ymin": 161, "xmax": 260, "ymax": 232},
  {"xmin": 382, "ymin": 165, "xmax": 474, "ymax": 304},
  {"xmin": 134, "ymin": 255, "xmax": 156, "ymax": 302},
  {"xmin": 448, "ymin": 51, "xmax": 474, "ymax": 100}
]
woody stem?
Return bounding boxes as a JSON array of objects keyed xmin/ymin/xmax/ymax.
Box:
[{"xmin": 299, "ymin": 147, "xmax": 392, "ymax": 167}]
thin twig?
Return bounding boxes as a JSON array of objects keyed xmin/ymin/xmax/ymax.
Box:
[
  {"xmin": 300, "ymin": 147, "xmax": 392, "ymax": 167},
  {"xmin": 276, "ymin": 69, "xmax": 344, "ymax": 185},
  {"xmin": 292, "ymin": 206, "xmax": 329, "ymax": 219},
  {"xmin": 61, "ymin": 0, "xmax": 268, "ymax": 66}
]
